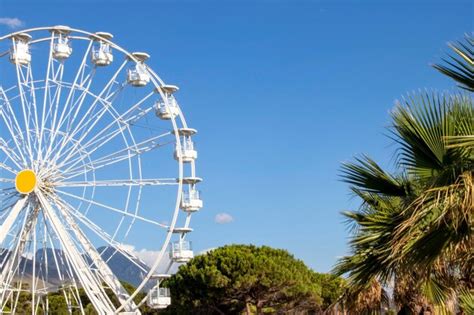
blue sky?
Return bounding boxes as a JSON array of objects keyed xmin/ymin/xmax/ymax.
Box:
[{"xmin": 0, "ymin": 0, "xmax": 472, "ymax": 272}]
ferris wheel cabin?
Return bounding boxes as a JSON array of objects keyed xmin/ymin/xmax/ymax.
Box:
[
  {"xmin": 174, "ymin": 137, "xmax": 197, "ymax": 162},
  {"xmin": 127, "ymin": 52, "xmax": 150, "ymax": 87},
  {"xmin": 169, "ymin": 228, "xmax": 194, "ymax": 262},
  {"xmin": 172, "ymin": 128, "xmax": 198, "ymax": 162},
  {"xmin": 170, "ymin": 240, "xmax": 194, "ymax": 263},
  {"xmin": 180, "ymin": 189, "xmax": 203, "ymax": 212},
  {"xmin": 179, "ymin": 176, "xmax": 203, "ymax": 212},
  {"xmin": 90, "ymin": 32, "xmax": 114, "ymax": 66},
  {"xmin": 147, "ymin": 274, "xmax": 171, "ymax": 309},
  {"xmin": 9, "ymin": 33, "xmax": 32, "ymax": 65},
  {"xmin": 155, "ymin": 85, "xmax": 180, "ymax": 120},
  {"xmin": 50, "ymin": 26, "xmax": 73, "ymax": 60}
]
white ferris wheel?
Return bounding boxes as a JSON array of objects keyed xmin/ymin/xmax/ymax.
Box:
[{"xmin": 0, "ymin": 26, "xmax": 203, "ymax": 313}]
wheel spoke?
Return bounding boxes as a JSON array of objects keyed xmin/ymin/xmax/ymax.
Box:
[
  {"xmin": 60, "ymin": 132, "xmax": 172, "ymax": 179},
  {"xmin": 0, "ymin": 202, "xmax": 39, "ymax": 302},
  {"xmin": 43, "ymin": 40, "xmax": 94, "ymax": 163},
  {"xmin": 49, "ymin": 196, "xmax": 138, "ymax": 311},
  {"xmin": 36, "ymin": 190, "xmax": 116, "ymax": 313},
  {"xmin": 55, "ymin": 90, "xmax": 155, "ymax": 169},
  {"xmin": 49, "ymin": 59, "xmax": 129, "ymax": 165},
  {"xmin": 56, "ymin": 196, "xmax": 149, "ymax": 273},
  {"xmin": 0, "ymin": 88, "xmax": 29, "ymax": 166},
  {"xmin": 0, "ymin": 159, "xmax": 20, "ymax": 175},
  {"xmin": 56, "ymin": 178, "xmax": 178, "ymax": 188},
  {"xmin": 55, "ymin": 188, "xmax": 168, "ymax": 228},
  {"xmin": 13, "ymin": 49, "xmax": 38, "ymax": 167}
]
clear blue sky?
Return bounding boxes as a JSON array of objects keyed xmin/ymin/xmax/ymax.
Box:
[{"xmin": 0, "ymin": 0, "xmax": 472, "ymax": 272}]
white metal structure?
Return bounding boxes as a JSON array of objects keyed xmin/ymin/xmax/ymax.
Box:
[
  {"xmin": 127, "ymin": 52, "xmax": 150, "ymax": 87},
  {"xmin": 91, "ymin": 32, "xmax": 114, "ymax": 66},
  {"xmin": 174, "ymin": 137, "xmax": 197, "ymax": 162},
  {"xmin": 170, "ymin": 240, "xmax": 194, "ymax": 263},
  {"xmin": 180, "ymin": 189, "xmax": 203, "ymax": 212},
  {"xmin": 155, "ymin": 85, "xmax": 180, "ymax": 120},
  {"xmin": 9, "ymin": 33, "xmax": 32, "ymax": 65},
  {"xmin": 0, "ymin": 26, "xmax": 201, "ymax": 314},
  {"xmin": 147, "ymin": 274, "xmax": 171, "ymax": 309},
  {"xmin": 50, "ymin": 26, "xmax": 72, "ymax": 60}
]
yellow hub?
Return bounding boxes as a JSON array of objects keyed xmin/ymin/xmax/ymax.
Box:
[{"xmin": 15, "ymin": 169, "xmax": 37, "ymax": 194}]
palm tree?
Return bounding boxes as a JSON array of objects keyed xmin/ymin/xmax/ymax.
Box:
[{"xmin": 334, "ymin": 36, "xmax": 473, "ymax": 313}]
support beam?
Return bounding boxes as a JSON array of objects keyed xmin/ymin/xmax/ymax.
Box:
[
  {"xmin": 0, "ymin": 203, "xmax": 40, "ymax": 305},
  {"xmin": 0, "ymin": 197, "xmax": 27, "ymax": 245},
  {"xmin": 54, "ymin": 197, "xmax": 139, "ymax": 313},
  {"xmin": 36, "ymin": 191, "xmax": 116, "ymax": 314}
]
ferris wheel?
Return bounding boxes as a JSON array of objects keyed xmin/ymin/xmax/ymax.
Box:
[{"xmin": 0, "ymin": 26, "xmax": 202, "ymax": 314}]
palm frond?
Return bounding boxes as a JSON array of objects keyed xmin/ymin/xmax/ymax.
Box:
[
  {"xmin": 445, "ymin": 135, "xmax": 474, "ymax": 148},
  {"xmin": 335, "ymin": 199, "xmax": 403, "ymax": 285},
  {"xmin": 391, "ymin": 93, "xmax": 473, "ymax": 182},
  {"xmin": 420, "ymin": 277, "xmax": 450, "ymax": 306},
  {"xmin": 433, "ymin": 35, "xmax": 474, "ymax": 91},
  {"xmin": 341, "ymin": 155, "xmax": 408, "ymax": 196},
  {"xmin": 393, "ymin": 172, "xmax": 473, "ymax": 268},
  {"xmin": 337, "ymin": 279, "xmax": 389, "ymax": 315},
  {"xmin": 391, "ymin": 93, "xmax": 448, "ymax": 178},
  {"xmin": 459, "ymin": 289, "xmax": 474, "ymax": 314}
]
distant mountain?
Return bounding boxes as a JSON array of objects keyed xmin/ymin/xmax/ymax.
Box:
[
  {"xmin": 34, "ymin": 247, "xmax": 71, "ymax": 284},
  {"xmin": 97, "ymin": 246, "xmax": 150, "ymax": 287},
  {"xmin": 0, "ymin": 247, "xmax": 150, "ymax": 290}
]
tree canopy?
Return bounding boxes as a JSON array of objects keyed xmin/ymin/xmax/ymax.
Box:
[
  {"xmin": 164, "ymin": 244, "xmax": 344, "ymax": 314},
  {"xmin": 0, "ymin": 246, "xmax": 344, "ymax": 314}
]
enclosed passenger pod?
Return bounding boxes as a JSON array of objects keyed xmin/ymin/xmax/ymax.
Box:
[
  {"xmin": 127, "ymin": 52, "xmax": 150, "ymax": 87},
  {"xmin": 90, "ymin": 32, "xmax": 114, "ymax": 66},
  {"xmin": 169, "ymin": 240, "xmax": 194, "ymax": 263},
  {"xmin": 50, "ymin": 26, "xmax": 72, "ymax": 60},
  {"xmin": 147, "ymin": 274, "xmax": 171, "ymax": 309},
  {"xmin": 179, "ymin": 176, "xmax": 203, "ymax": 212},
  {"xmin": 173, "ymin": 128, "xmax": 198, "ymax": 163},
  {"xmin": 180, "ymin": 189, "xmax": 203, "ymax": 212},
  {"xmin": 9, "ymin": 33, "xmax": 32, "ymax": 65},
  {"xmin": 155, "ymin": 85, "xmax": 180, "ymax": 120}
]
